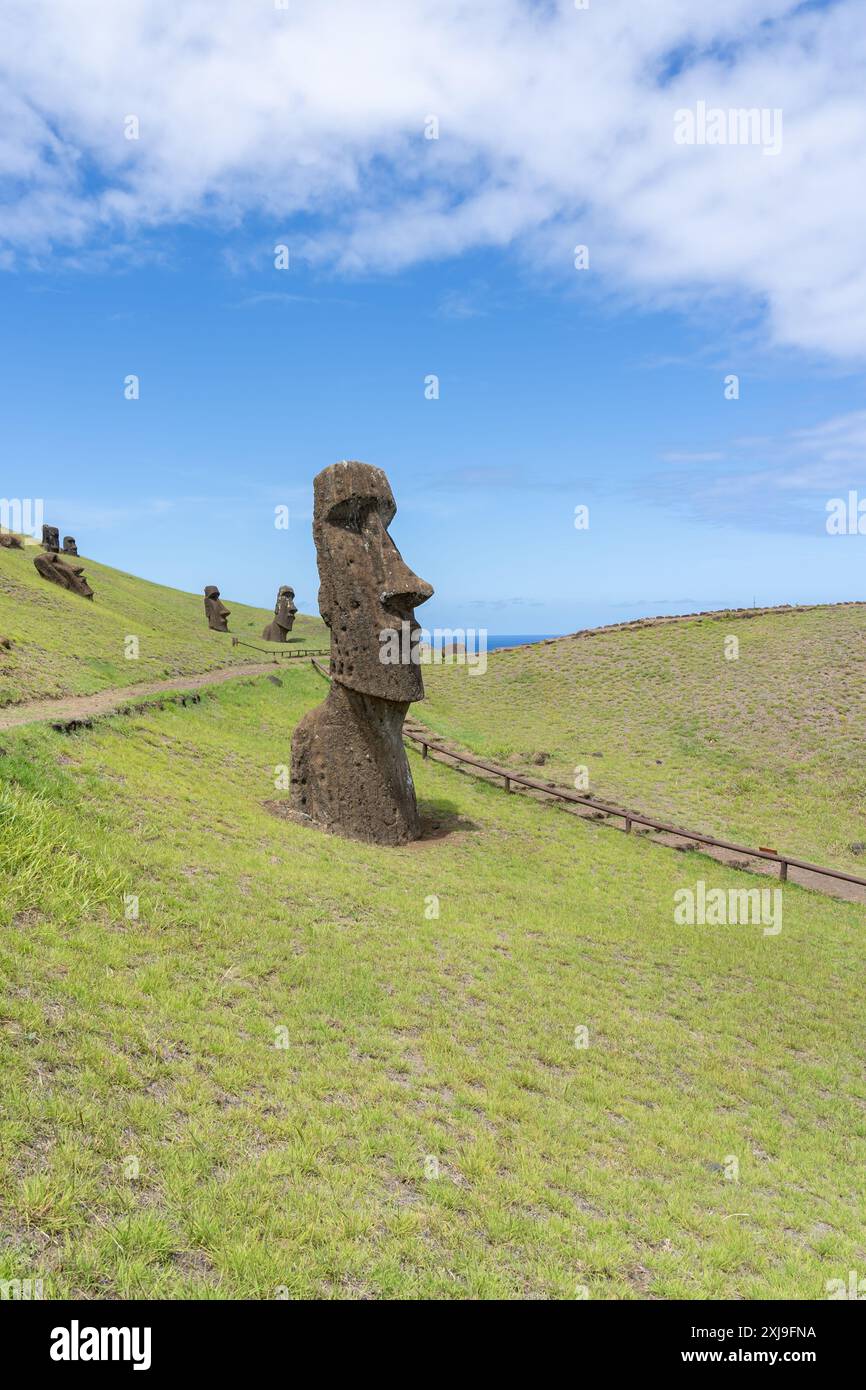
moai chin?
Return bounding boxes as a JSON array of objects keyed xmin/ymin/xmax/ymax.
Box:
[
  {"xmin": 262, "ymin": 586, "xmax": 298, "ymax": 642},
  {"xmin": 33, "ymin": 552, "xmax": 94, "ymax": 599},
  {"xmin": 62, "ymin": 536, "xmax": 79, "ymax": 556},
  {"xmin": 42, "ymin": 525, "xmax": 60, "ymax": 553},
  {"xmin": 204, "ymin": 586, "xmax": 230, "ymax": 632},
  {"xmin": 290, "ymin": 461, "xmax": 433, "ymax": 845}
]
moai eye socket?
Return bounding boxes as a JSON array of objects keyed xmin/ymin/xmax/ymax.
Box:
[{"xmin": 327, "ymin": 497, "xmax": 378, "ymax": 534}]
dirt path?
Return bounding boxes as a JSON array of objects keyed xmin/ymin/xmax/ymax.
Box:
[{"xmin": 0, "ymin": 662, "xmax": 283, "ymax": 731}]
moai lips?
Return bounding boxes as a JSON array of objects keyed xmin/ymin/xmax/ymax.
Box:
[
  {"xmin": 262, "ymin": 586, "xmax": 297, "ymax": 642},
  {"xmin": 290, "ymin": 461, "xmax": 433, "ymax": 845},
  {"xmin": 204, "ymin": 585, "xmax": 230, "ymax": 632}
]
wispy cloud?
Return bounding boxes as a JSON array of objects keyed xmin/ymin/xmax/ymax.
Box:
[
  {"xmin": 435, "ymin": 282, "xmax": 492, "ymax": 320},
  {"xmin": 641, "ymin": 410, "xmax": 866, "ymax": 532},
  {"xmin": 233, "ymin": 290, "xmax": 359, "ymax": 309}
]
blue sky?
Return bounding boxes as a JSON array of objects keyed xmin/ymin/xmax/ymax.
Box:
[{"xmin": 2, "ymin": 0, "xmax": 864, "ymax": 633}]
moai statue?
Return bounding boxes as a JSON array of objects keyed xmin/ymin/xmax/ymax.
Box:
[
  {"xmin": 33, "ymin": 552, "xmax": 94, "ymax": 599},
  {"xmin": 42, "ymin": 525, "xmax": 60, "ymax": 552},
  {"xmin": 290, "ymin": 461, "xmax": 433, "ymax": 844},
  {"xmin": 204, "ymin": 585, "xmax": 230, "ymax": 632},
  {"xmin": 0, "ymin": 533, "xmax": 23, "ymax": 549},
  {"xmin": 262, "ymin": 586, "xmax": 298, "ymax": 642},
  {"xmin": 62, "ymin": 536, "xmax": 79, "ymax": 556}
]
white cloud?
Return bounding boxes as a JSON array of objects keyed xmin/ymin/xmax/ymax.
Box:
[{"xmin": 0, "ymin": 1, "xmax": 864, "ymax": 356}]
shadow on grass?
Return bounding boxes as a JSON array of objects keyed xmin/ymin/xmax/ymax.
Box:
[
  {"xmin": 416, "ymin": 799, "xmax": 478, "ymax": 842},
  {"xmin": 262, "ymin": 795, "xmax": 478, "ymax": 844}
]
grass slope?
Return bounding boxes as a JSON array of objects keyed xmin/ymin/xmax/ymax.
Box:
[
  {"xmin": 420, "ymin": 606, "xmax": 866, "ymax": 875},
  {"xmin": 1, "ymin": 670, "xmax": 863, "ymax": 1300},
  {"xmin": 0, "ymin": 541, "xmax": 326, "ymax": 707}
]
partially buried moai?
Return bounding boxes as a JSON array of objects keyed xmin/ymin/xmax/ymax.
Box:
[
  {"xmin": 62, "ymin": 536, "xmax": 79, "ymax": 556},
  {"xmin": 41, "ymin": 525, "xmax": 60, "ymax": 553},
  {"xmin": 262, "ymin": 586, "xmax": 297, "ymax": 642},
  {"xmin": 33, "ymin": 552, "xmax": 94, "ymax": 599},
  {"xmin": 204, "ymin": 585, "xmax": 230, "ymax": 632},
  {"xmin": 290, "ymin": 461, "xmax": 433, "ymax": 845}
]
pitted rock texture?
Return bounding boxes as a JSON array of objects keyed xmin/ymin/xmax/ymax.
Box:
[
  {"xmin": 262, "ymin": 586, "xmax": 297, "ymax": 642},
  {"xmin": 204, "ymin": 585, "xmax": 230, "ymax": 632},
  {"xmin": 33, "ymin": 551, "xmax": 94, "ymax": 599},
  {"xmin": 290, "ymin": 460, "xmax": 433, "ymax": 844}
]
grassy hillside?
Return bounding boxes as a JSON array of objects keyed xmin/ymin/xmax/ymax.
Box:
[
  {"xmin": 1, "ymin": 670, "xmax": 863, "ymax": 1300},
  {"xmin": 419, "ymin": 606, "xmax": 866, "ymax": 875},
  {"xmin": 0, "ymin": 540, "xmax": 327, "ymax": 707}
]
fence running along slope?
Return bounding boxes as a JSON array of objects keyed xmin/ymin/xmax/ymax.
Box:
[{"xmin": 308, "ymin": 657, "xmax": 866, "ymax": 898}]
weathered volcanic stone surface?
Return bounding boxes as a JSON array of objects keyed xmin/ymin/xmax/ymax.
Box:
[
  {"xmin": 262, "ymin": 586, "xmax": 297, "ymax": 642},
  {"xmin": 0, "ymin": 533, "xmax": 23, "ymax": 549},
  {"xmin": 62, "ymin": 536, "xmax": 79, "ymax": 556},
  {"xmin": 42, "ymin": 525, "xmax": 60, "ymax": 552},
  {"xmin": 290, "ymin": 460, "xmax": 433, "ymax": 845},
  {"xmin": 204, "ymin": 585, "xmax": 230, "ymax": 632},
  {"xmin": 33, "ymin": 552, "xmax": 94, "ymax": 599}
]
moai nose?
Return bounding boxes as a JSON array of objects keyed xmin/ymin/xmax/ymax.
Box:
[
  {"xmin": 381, "ymin": 552, "xmax": 434, "ymax": 610},
  {"xmin": 367, "ymin": 508, "xmax": 433, "ymax": 610}
]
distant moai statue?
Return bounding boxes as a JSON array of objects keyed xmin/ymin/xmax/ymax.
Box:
[
  {"xmin": 33, "ymin": 552, "xmax": 94, "ymax": 599},
  {"xmin": 42, "ymin": 525, "xmax": 60, "ymax": 552},
  {"xmin": 290, "ymin": 460, "xmax": 433, "ymax": 845},
  {"xmin": 262, "ymin": 586, "xmax": 298, "ymax": 642},
  {"xmin": 204, "ymin": 585, "xmax": 230, "ymax": 632},
  {"xmin": 62, "ymin": 536, "xmax": 79, "ymax": 556}
]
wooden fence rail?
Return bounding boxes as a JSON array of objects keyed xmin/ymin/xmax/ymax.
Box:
[
  {"xmin": 231, "ymin": 638, "xmax": 330, "ymax": 659},
  {"xmin": 309, "ymin": 656, "xmax": 866, "ymax": 894}
]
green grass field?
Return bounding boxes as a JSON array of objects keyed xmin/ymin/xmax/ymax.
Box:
[
  {"xmin": 0, "ymin": 540, "xmax": 326, "ymax": 707},
  {"xmin": 1, "ymin": 557, "xmax": 863, "ymax": 1299},
  {"xmin": 420, "ymin": 607, "xmax": 866, "ymax": 874},
  {"xmin": 1, "ymin": 668, "xmax": 864, "ymax": 1299}
]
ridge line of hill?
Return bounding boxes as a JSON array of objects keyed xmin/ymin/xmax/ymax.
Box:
[{"xmin": 493, "ymin": 600, "xmax": 866, "ymax": 653}]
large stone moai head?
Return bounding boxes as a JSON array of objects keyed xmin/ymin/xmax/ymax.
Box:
[
  {"xmin": 42, "ymin": 525, "xmax": 60, "ymax": 553},
  {"xmin": 33, "ymin": 552, "xmax": 94, "ymax": 599},
  {"xmin": 262, "ymin": 586, "xmax": 297, "ymax": 641},
  {"xmin": 276, "ymin": 586, "xmax": 297, "ymax": 630},
  {"xmin": 204, "ymin": 585, "xmax": 230, "ymax": 632},
  {"xmin": 313, "ymin": 461, "xmax": 433, "ymax": 700},
  {"xmin": 62, "ymin": 536, "xmax": 79, "ymax": 556}
]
